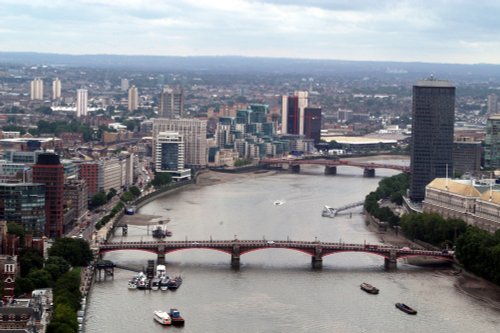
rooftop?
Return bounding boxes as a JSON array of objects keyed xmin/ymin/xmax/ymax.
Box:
[
  {"xmin": 415, "ymin": 79, "xmax": 454, "ymax": 88},
  {"xmin": 427, "ymin": 178, "xmax": 481, "ymax": 197}
]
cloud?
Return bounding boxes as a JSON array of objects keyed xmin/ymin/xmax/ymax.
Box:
[{"xmin": 0, "ymin": 0, "xmax": 499, "ymax": 63}]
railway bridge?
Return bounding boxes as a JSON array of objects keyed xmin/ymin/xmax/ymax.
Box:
[{"xmin": 97, "ymin": 239, "xmax": 454, "ymax": 269}]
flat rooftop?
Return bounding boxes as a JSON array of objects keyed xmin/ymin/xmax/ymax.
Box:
[{"xmin": 321, "ymin": 136, "xmax": 397, "ymax": 145}]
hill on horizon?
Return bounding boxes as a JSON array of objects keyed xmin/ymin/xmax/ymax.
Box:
[{"xmin": 1, "ymin": 51, "xmax": 500, "ymax": 80}]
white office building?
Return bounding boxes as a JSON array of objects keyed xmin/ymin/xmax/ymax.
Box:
[
  {"xmin": 155, "ymin": 131, "xmax": 191, "ymax": 181},
  {"xmin": 153, "ymin": 118, "xmax": 207, "ymax": 168},
  {"xmin": 128, "ymin": 85, "xmax": 139, "ymax": 112},
  {"xmin": 52, "ymin": 78, "xmax": 61, "ymax": 100},
  {"xmin": 76, "ymin": 89, "xmax": 88, "ymax": 117},
  {"xmin": 30, "ymin": 78, "xmax": 44, "ymax": 100}
]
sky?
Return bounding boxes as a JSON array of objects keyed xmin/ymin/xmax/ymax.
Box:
[{"xmin": 1, "ymin": 0, "xmax": 500, "ymax": 64}]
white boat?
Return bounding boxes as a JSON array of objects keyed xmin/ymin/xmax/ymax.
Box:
[
  {"xmin": 156, "ymin": 264, "xmax": 166, "ymax": 277},
  {"xmin": 273, "ymin": 200, "xmax": 285, "ymax": 206},
  {"xmin": 153, "ymin": 311, "xmax": 171, "ymax": 325}
]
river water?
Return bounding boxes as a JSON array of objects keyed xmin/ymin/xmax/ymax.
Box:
[{"xmin": 84, "ymin": 161, "xmax": 500, "ymax": 333}]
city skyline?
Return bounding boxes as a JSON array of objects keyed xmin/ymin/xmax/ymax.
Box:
[{"xmin": 1, "ymin": 1, "xmax": 500, "ymax": 64}]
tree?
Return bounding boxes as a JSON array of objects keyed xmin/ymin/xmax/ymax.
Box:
[
  {"xmin": 48, "ymin": 238, "xmax": 93, "ymax": 267},
  {"xmin": 107, "ymin": 188, "xmax": 117, "ymax": 201},
  {"xmin": 27, "ymin": 269, "xmax": 52, "ymax": 289},
  {"xmin": 91, "ymin": 191, "xmax": 107, "ymax": 207},
  {"xmin": 19, "ymin": 248, "xmax": 44, "ymax": 276},
  {"xmin": 152, "ymin": 172, "xmax": 172, "ymax": 188},
  {"xmin": 48, "ymin": 303, "xmax": 78, "ymax": 333},
  {"xmin": 129, "ymin": 186, "xmax": 141, "ymax": 197},
  {"xmin": 7, "ymin": 222, "xmax": 25, "ymax": 244},
  {"xmin": 120, "ymin": 191, "xmax": 134, "ymax": 202},
  {"xmin": 14, "ymin": 277, "xmax": 34, "ymax": 296},
  {"xmin": 45, "ymin": 256, "xmax": 71, "ymax": 281}
]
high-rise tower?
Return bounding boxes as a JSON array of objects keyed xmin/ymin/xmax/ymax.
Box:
[
  {"xmin": 485, "ymin": 114, "xmax": 500, "ymax": 169},
  {"xmin": 128, "ymin": 85, "xmax": 139, "ymax": 111},
  {"xmin": 121, "ymin": 78, "xmax": 129, "ymax": 91},
  {"xmin": 32, "ymin": 153, "xmax": 65, "ymax": 238},
  {"xmin": 76, "ymin": 89, "xmax": 88, "ymax": 117},
  {"xmin": 159, "ymin": 87, "xmax": 184, "ymax": 117},
  {"xmin": 52, "ymin": 77, "xmax": 61, "ymax": 100},
  {"xmin": 488, "ymin": 94, "xmax": 498, "ymax": 115},
  {"xmin": 30, "ymin": 78, "xmax": 44, "ymax": 100},
  {"xmin": 281, "ymin": 91, "xmax": 308, "ymax": 135},
  {"xmin": 410, "ymin": 78, "xmax": 455, "ymax": 202}
]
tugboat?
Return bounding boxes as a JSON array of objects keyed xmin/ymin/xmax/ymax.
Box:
[
  {"xmin": 395, "ymin": 303, "xmax": 417, "ymax": 315},
  {"xmin": 169, "ymin": 308, "xmax": 185, "ymax": 326},
  {"xmin": 360, "ymin": 282, "xmax": 379, "ymax": 294},
  {"xmin": 167, "ymin": 276, "xmax": 182, "ymax": 290}
]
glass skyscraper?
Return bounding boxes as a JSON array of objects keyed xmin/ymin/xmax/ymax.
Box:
[{"xmin": 410, "ymin": 79, "xmax": 455, "ymax": 202}]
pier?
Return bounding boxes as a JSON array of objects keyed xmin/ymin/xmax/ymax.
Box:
[{"xmin": 322, "ymin": 201, "xmax": 365, "ymax": 218}]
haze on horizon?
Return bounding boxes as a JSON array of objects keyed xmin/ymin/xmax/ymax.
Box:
[{"xmin": 1, "ymin": 0, "xmax": 500, "ymax": 65}]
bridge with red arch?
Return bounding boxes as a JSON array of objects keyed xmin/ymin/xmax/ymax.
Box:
[
  {"xmin": 97, "ymin": 239, "xmax": 454, "ymax": 269},
  {"xmin": 259, "ymin": 158, "xmax": 409, "ymax": 177}
]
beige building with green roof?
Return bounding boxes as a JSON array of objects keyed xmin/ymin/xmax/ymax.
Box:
[{"xmin": 423, "ymin": 178, "xmax": 500, "ymax": 232}]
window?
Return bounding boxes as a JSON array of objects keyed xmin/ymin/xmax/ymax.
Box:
[{"xmin": 4, "ymin": 264, "xmax": 14, "ymax": 273}]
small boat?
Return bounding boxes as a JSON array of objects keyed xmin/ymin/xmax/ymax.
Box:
[
  {"xmin": 167, "ymin": 276, "xmax": 182, "ymax": 290},
  {"xmin": 152, "ymin": 226, "xmax": 166, "ymax": 238},
  {"xmin": 136, "ymin": 278, "xmax": 148, "ymax": 290},
  {"xmin": 273, "ymin": 200, "xmax": 285, "ymax": 206},
  {"xmin": 160, "ymin": 277, "xmax": 170, "ymax": 291},
  {"xmin": 127, "ymin": 280, "xmax": 137, "ymax": 289},
  {"xmin": 169, "ymin": 308, "xmax": 185, "ymax": 326},
  {"xmin": 153, "ymin": 310, "xmax": 172, "ymax": 325},
  {"xmin": 395, "ymin": 303, "xmax": 417, "ymax": 315},
  {"xmin": 150, "ymin": 278, "xmax": 161, "ymax": 291},
  {"xmin": 156, "ymin": 265, "xmax": 166, "ymax": 277},
  {"xmin": 360, "ymin": 282, "xmax": 379, "ymax": 294}
]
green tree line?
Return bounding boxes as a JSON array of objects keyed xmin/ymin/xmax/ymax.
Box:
[
  {"xmin": 456, "ymin": 227, "xmax": 500, "ymax": 285},
  {"xmin": 400, "ymin": 213, "xmax": 467, "ymax": 248},
  {"xmin": 364, "ymin": 173, "xmax": 409, "ymax": 227},
  {"xmin": 8, "ymin": 237, "xmax": 93, "ymax": 333}
]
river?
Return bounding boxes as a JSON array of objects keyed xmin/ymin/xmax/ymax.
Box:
[{"xmin": 84, "ymin": 160, "xmax": 500, "ymax": 333}]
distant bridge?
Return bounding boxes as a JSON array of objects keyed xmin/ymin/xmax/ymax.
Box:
[
  {"xmin": 97, "ymin": 239, "xmax": 454, "ymax": 269},
  {"xmin": 259, "ymin": 158, "xmax": 409, "ymax": 177}
]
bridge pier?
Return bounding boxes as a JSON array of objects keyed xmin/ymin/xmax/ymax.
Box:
[
  {"xmin": 311, "ymin": 256, "xmax": 323, "ymax": 269},
  {"xmin": 157, "ymin": 244, "xmax": 165, "ymax": 265},
  {"xmin": 363, "ymin": 168, "xmax": 375, "ymax": 177},
  {"xmin": 289, "ymin": 165, "xmax": 300, "ymax": 173},
  {"xmin": 231, "ymin": 244, "xmax": 240, "ymax": 269},
  {"xmin": 311, "ymin": 246, "xmax": 323, "ymax": 269},
  {"xmin": 324, "ymin": 166, "xmax": 337, "ymax": 175},
  {"xmin": 384, "ymin": 250, "xmax": 397, "ymax": 270},
  {"xmin": 384, "ymin": 258, "xmax": 397, "ymax": 270}
]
